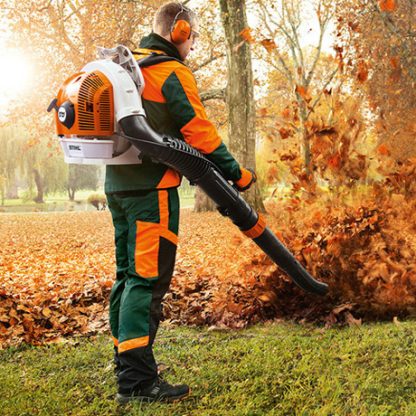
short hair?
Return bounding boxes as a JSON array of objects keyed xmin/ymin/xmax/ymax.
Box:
[{"xmin": 153, "ymin": 2, "xmax": 197, "ymax": 36}]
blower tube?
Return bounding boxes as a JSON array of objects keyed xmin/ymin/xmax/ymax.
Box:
[{"xmin": 119, "ymin": 115, "xmax": 328, "ymax": 296}]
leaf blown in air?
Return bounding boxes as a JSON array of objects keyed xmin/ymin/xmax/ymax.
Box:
[
  {"xmin": 279, "ymin": 127, "xmax": 292, "ymax": 140},
  {"xmin": 328, "ymin": 154, "xmax": 341, "ymax": 170},
  {"xmin": 260, "ymin": 38, "xmax": 277, "ymax": 53},
  {"xmin": 295, "ymin": 85, "xmax": 312, "ymax": 103},
  {"xmin": 377, "ymin": 143, "xmax": 390, "ymax": 156},
  {"xmin": 357, "ymin": 61, "xmax": 369, "ymax": 82},
  {"xmin": 390, "ymin": 56, "xmax": 400, "ymax": 69},
  {"xmin": 379, "ymin": 0, "xmax": 396, "ymax": 12},
  {"xmin": 239, "ymin": 27, "xmax": 255, "ymax": 43}
]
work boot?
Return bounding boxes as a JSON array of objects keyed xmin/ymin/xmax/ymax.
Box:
[{"xmin": 116, "ymin": 376, "xmax": 190, "ymax": 404}]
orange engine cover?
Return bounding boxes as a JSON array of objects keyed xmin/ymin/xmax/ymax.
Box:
[{"xmin": 56, "ymin": 71, "xmax": 114, "ymax": 137}]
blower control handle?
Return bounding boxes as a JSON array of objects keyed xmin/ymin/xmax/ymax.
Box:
[{"xmin": 47, "ymin": 98, "xmax": 58, "ymax": 113}]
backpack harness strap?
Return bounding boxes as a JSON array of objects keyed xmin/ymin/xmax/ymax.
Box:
[{"xmin": 136, "ymin": 52, "xmax": 185, "ymax": 68}]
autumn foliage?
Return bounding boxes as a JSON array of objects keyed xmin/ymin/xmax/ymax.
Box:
[
  {"xmin": 1, "ymin": 0, "xmax": 416, "ymax": 350},
  {"xmin": 379, "ymin": 0, "xmax": 396, "ymax": 12},
  {"xmin": 1, "ymin": 173, "xmax": 416, "ymax": 348}
]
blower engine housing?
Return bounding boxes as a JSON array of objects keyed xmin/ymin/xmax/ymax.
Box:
[
  {"xmin": 50, "ymin": 46, "xmax": 145, "ymax": 165},
  {"xmin": 56, "ymin": 71, "xmax": 114, "ymax": 136}
]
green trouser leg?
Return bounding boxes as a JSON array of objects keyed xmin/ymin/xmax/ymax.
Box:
[
  {"xmin": 107, "ymin": 195, "xmax": 129, "ymax": 343},
  {"xmin": 106, "ymin": 188, "xmax": 179, "ymax": 393},
  {"xmin": 107, "ymin": 194, "xmax": 131, "ymax": 373}
]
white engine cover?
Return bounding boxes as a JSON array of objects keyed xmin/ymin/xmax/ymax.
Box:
[{"xmin": 60, "ymin": 46, "xmax": 146, "ymax": 165}]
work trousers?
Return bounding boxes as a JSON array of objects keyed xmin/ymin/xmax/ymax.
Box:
[{"xmin": 106, "ymin": 188, "xmax": 179, "ymax": 393}]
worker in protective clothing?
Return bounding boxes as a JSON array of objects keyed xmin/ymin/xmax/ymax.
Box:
[{"xmin": 106, "ymin": 2, "xmax": 256, "ymax": 404}]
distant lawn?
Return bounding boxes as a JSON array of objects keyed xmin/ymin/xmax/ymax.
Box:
[
  {"xmin": 179, "ymin": 193, "xmax": 195, "ymax": 208},
  {"xmin": 2, "ymin": 190, "xmax": 95, "ymax": 205},
  {"xmin": 1, "ymin": 321, "xmax": 415, "ymax": 415},
  {"xmin": 0, "ymin": 190, "xmax": 97, "ymax": 213},
  {"xmin": 1, "ymin": 189, "xmax": 196, "ymax": 212}
]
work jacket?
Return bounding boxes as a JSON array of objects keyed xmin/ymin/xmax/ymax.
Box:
[{"xmin": 105, "ymin": 33, "xmax": 242, "ymax": 193}]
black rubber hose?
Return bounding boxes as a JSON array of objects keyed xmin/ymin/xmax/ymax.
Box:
[{"xmin": 119, "ymin": 115, "xmax": 328, "ymax": 295}]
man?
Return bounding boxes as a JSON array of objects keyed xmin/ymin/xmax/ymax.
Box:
[{"xmin": 106, "ymin": 2, "xmax": 255, "ymax": 404}]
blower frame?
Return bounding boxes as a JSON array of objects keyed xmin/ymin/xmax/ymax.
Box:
[{"xmin": 49, "ymin": 46, "xmax": 329, "ymax": 296}]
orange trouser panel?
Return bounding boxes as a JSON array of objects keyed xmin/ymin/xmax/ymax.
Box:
[
  {"xmin": 134, "ymin": 190, "xmax": 178, "ymax": 278},
  {"xmin": 118, "ymin": 335, "xmax": 150, "ymax": 353}
]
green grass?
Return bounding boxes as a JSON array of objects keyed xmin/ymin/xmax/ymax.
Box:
[
  {"xmin": 2, "ymin": 190, "xmax": 94, "ymax": 205},
  {"xmin": 1, "ymin": 321, "xmax": 416, "ymax": 416},
  {"xmin": 0, "ymin": 190, "xmax": 98, "ymax": 213},
  {"xmin": 1, "ymin": 190, "xmax": 196, "ymax": 212},
  {"xmin": 179, "ymin": 193, "xmax": 195, "ymax": 208}
]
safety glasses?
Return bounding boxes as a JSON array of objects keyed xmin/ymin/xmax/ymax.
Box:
[{"xmin": 190, "ymin": 29, "xmax": 200, "ymax": 45}]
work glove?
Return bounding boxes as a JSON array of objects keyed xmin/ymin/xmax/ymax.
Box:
[{"xmin": 234, "ymin": 167, "xmax": 257, "ymax": 192}]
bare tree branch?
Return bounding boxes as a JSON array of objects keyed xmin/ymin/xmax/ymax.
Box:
[
  {"xmin": 284, "ymin": 0, "xmax": 305, "ymax": 80},
  {"xmin": 36, "ymin": 0, "xmax": 53, "ymax": 13},
  {"xmin": 190, "ymin": 53, "xmax": 226, "ymax": 72},
  {"xmin": 200, "ymin": 88, "xmax": 226, "ymax": 102},
  {"xmin": 66, "ymin": 0, "xmax": 84, "ymax": 22},
  {"xmin": 306, "ymin": 66, "xmax": 339, "ymax": 120},
  {"xmin": 47, "ymin": 3, "xmax": 78, "ymax": 55},
  {"xmin": 306, "ymin": 5, "xmax": 332, "ymax": 85},
  {"xmin": 258, "ymin": 0, "xmax": 299, "ymax": 59},
  {"xmin": 256, "ymin": 0, "xmax": 294, "ymax": 83},
  {"xmin": 369, "ymin": 0, "xmax": 416, "ymax": 81}
]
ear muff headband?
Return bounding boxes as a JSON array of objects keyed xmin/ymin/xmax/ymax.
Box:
[{"xmin": 171, "ymin": 3, "xmax": 192, "ymax": 44}]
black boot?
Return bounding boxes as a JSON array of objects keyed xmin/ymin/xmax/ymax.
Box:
[{"xmin": 116, "ymin": 376, "xmax": 190, "ymax": 404}]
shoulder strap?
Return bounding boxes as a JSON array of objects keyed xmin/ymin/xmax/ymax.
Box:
[{"xmin": 137, "ymin": 53, "xmax": 185, "ymax": 68}]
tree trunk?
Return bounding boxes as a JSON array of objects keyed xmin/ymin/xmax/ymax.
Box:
[
  {"xmin": 33, "ymin": 168, "xmax": 44, "ymax": 203},
  {"xmin": 219, "ymin": 0, "xmax": 265, "ymax": 212},
  {"xmin": 193, "ymin": 187, "xmax": 217, "ymax": 212},
  {"xmin": 68, "ymin": 187, "xmax": 75, "ymax": 201},
  {"xmin": 298, "ymin": 100, "xmax": 312, "ymax": 177},
  {"xmin": 298, "ymin": 99, "xmax": 316, "ymax": 194},
  {"xmin": 6, "ymin": 175, "xmax": 19, "ymax": 199}
]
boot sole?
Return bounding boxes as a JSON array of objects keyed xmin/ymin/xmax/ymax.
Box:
[{"xmin": 116, "ymin": 389, "xmax": 190, "ymax": 404}]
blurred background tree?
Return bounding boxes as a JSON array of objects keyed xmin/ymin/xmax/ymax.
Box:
[{"xmin": 0, "ymin": 0, "xmax": 414, "ymax": 207}]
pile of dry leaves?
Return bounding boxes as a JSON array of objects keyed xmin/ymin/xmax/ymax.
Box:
[
  {"xmin": 0, "ymin": 188, "xmax": 415, "ymax": 347},
  {"xmin": 166, "ymin": 189, "xmax": 416, "ymax": 329}
]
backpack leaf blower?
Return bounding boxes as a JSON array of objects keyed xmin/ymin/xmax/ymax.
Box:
[{"xmin": 48, "ymin": 45, "xmax": 328, "ymax": 296}]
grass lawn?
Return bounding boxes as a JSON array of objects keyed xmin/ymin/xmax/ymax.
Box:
[
  {"xmin": 0, "ymin": 190, "xmax": 196, "ymax": 212},
  {"xmin": 1, "ymin": 321, "xmax": 415, "ymax": 416}
]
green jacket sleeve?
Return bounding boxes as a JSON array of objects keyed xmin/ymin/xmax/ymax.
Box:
[{"xmin": 161, "ymin": 65, "xmax": 242, "ymax": 181}]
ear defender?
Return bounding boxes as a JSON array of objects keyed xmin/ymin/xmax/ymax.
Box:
[
  {"xmin": 170, "ymin": 4, "xmax": 192, "ymax": 44},
  {"xmin": 171, "ymin": 19, "xmax": 191, "ymax": 44}
]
